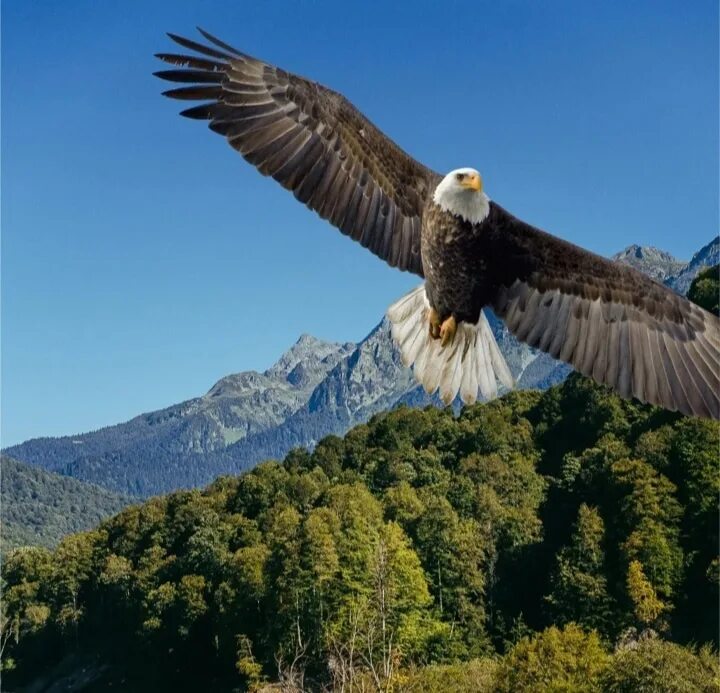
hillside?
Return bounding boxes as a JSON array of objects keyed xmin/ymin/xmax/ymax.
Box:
[
  {"xmin": 2, "ymin": 375, "xmax": 718, "ymax": 691},
  {"xmin": 665, "ymin": 237, "xmax": 719, "ymax": 294},
  {"xmin": 0, "ymin": 456, "xmax": 134, "ymax": 551},
  {"xmin": 4, "ymin": 237, "xmax": 717, "ymax": 498}
]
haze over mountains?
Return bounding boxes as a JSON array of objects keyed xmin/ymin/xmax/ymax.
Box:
[{"xmin": 5, "ymin": 237, "xmax": 718, "ymax": 498}]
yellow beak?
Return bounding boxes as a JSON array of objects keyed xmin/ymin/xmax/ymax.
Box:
[{"xmin": 461, "ymin": 173, "xmax": 483, "ymax": 192}]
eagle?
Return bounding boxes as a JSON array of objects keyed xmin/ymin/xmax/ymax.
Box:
[{"xmin": 155, "ymin": 29, "xmax": 720, "ymax": 420}]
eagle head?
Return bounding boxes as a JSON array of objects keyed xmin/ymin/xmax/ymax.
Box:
[{"xmin": 433, "ymin": 168, "xmax": 490, "ymax": 225}]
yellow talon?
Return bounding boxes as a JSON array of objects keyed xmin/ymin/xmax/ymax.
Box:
[
  {"xmin": 440, "ymin": 315, "xmax": 457, "ymax": 346},
  {"xmin": 429, "ymin": 307, "xmax": 441, "ymax": 339}
]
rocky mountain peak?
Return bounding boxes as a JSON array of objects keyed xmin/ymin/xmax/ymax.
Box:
[
  {"xmin": 205, "ymin": 370, "xmax": 269, "ymax": 399},
  {"xmin": 667, "ymin": 236, "xmax": 719, "ymax": 294},
  {"xmin": 265, "ymin": 334, "xmax": 354, "ymax": 381},
  {"xmin": 612, "ymin": 244, "xmax": 685, "ymax": 283}
]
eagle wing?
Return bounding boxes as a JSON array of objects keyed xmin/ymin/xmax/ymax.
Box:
[
  {"xmin": 485, "ymin": 203, "xmax": 719, "ymax": 419},
  {"xmin": 155, "ymin": 29, "xmax": 438, "ymax": 276}
]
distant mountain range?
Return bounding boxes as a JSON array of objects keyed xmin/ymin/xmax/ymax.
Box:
[{"xmin": 5, "ymin": 236, "xmax": 717, "ymax": 499}]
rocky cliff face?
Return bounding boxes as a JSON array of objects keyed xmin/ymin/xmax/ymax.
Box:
[
  {"xmin": 665, "ymin": 237, "xmax": 719, "ymax": 294},
  {"xmin": 5, "ymin": 238, "xmax": 717, "ymax": 497},
  {"xmin": 611, "ymin": 245, "xmax": 686, "ymax": 283},
  {"xmin": 199, "ymin": 333, "xmax": 355, "ymax": 449}
]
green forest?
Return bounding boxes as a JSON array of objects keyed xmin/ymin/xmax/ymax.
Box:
[
  {"xmin": 0, "ymin": 456, "xmax": 133, "ymax": 553},
  {"xmin": 2, "ymin": 269, "xmax": 718, "ymax": 691},
  {"xmin": 2, "ymin": 373, "xmax": 719, "ymax": 691}
]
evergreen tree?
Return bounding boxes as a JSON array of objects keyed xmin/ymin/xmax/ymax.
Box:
[{"xmin": 545, "ymin": 504, "xmax": 616, "ymax": 636}]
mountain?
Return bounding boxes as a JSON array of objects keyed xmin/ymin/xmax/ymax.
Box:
[
  {"xmin": 0, "ymin": 456, "xmax": 133, "ymax": 550},
  {"xmin": 2, "ymin": 319, "xmax": 568, "ymax": 497},
  {"xmin": 611, "ymin": 244, "xmax": 686, "ymax": 282},
  {"xmin": 4, "ymin": 335, "xmax": 355, "ymax": 496},
  {"xmin": 610, "ymin": 236, "xmax": 719, "ymax": 294},
  {"xmin": 4, "ymin": 238, "xmax": 716, "ymax": 497},
  {"xmin": 665, "ymin": 236, "xmax": 719, "ymax": 294}
]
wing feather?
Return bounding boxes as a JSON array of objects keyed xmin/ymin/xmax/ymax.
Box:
[
  {"xmin": 156, "ymin": 29, "xmax": 438, "ymax": 275},
  {"xmin": 487, "ymin": 203, "xmax": 720, "ymax": 419}
]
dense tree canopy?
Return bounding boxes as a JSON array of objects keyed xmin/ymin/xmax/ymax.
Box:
[
  {"xmin": 0, "ymin": 456, "xmax": 133, "ymax": 552},
  {"xmin": 2, "ymin": 375, "xmax": 718, "ymax": 690},
  {"xmin": 688, "ymin": 264, "xmax": 719, "ymax": 316}
]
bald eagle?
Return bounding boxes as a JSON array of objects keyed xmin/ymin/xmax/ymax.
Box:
[{"xmin": 155, "ymin": 29, "xmax": 719, "ymax": 420}]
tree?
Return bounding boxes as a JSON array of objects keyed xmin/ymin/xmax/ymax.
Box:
[
  {"xmin": 326, "ymin": 521, "xmax": 443, "ymax": 691},
  {"xmin": 50, "ymin": 531, "xmax": 100, "ymax": 637},
  {"xmin": 687, "ymin": 264, "xmax": 719, "ymax": 316},
  {"xmin": 235, "ymin": 634, "xmax": 266, "ymax": 691},
  {"xmin": 414, "ymin": 494, "xmax": 488, "ymax": 657},
  {"xmin": 626, "ymin": 560, "xmax": 666, "ymax": 628},
  {"xmin": 545, "ymin": 504, "xmax": 616, "ymax": 636},
  {"xmin": 611, "ymin": 458, "xmax": 683, "ymax": 606},
  {"xmin": 383, "ymin": 481, "xmax": 424, "ymax": 527},
  {"xmin": 602, "ymin": 636, "xmax": 719, "ymax": 692},
  {"xmin": 667, "ymin": 418, "xmax": 720, "ymax": 642},
  {"xmin": 495, "ymin": 624, "xmax": 609, "ymax": 692}
]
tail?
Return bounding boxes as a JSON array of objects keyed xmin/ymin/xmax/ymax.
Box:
[{"xmin": 387, "ymin": 285, "xmax": 514, "ymax": 405}]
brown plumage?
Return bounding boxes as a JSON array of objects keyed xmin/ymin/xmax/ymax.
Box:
[
  {"xmin": 155, "ymin": 29, "xmax": 437, "ymax": 275},
  {"xmin": 155, "ymin": 29, "xmax": 720, "ymax": 419}
]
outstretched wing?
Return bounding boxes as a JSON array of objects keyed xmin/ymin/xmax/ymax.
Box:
[
  {"xmin": 155, "ymin": 29, "xmax": 438, "ymax": 276},
  {"xmin": 485, "ymin": 203, "xmax": 719, "ymax": 419}
]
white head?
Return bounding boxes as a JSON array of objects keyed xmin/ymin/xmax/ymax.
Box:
[{"xmin": 432, "ymin": 168, "xmax": 490, "ymax": 225}]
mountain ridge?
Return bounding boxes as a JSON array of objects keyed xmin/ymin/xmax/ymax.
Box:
[
  {"xmin": 5, "ymin": 236, "xmax": 717, "ymax": 497},
  {"xmin": 611, "ymin": 244, "xmax": 686, "ymax": 282},
  {"xmin": 665, "ymin": 237, "xmax": 719, "ymax": 294}
]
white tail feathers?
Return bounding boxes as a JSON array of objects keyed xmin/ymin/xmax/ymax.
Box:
[{"xmin": 387, "ymin": 284, "xmax": 514, "ymax": 405}]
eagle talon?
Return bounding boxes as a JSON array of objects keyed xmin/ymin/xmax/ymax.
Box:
[
  {"xmin": 440, "ymin": 315, "xmax": 457, "ymax": 346},
  {"xmin": 429, "ymin": 307, "xmax": 441, "ymax": 339}
]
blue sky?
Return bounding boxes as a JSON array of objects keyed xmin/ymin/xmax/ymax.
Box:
[{"xmin": 2, "ymin": 0, "xmax": 717, "ymax": 446}]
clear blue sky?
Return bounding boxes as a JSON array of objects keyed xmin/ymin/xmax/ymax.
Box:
[{"xmin": 2, "ymin": 0, "xmax": 717, "ymax": 446}]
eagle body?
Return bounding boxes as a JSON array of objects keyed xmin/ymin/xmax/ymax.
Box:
[
  {"xmin": 155, "ymin": 29, "xmax": 720, "ymax": 419},
  {"xmin": 421, "ymin": 201, "xmax": 488, "ymax": 325}
]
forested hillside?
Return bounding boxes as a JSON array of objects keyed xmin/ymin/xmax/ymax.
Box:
[
  {"xmin": 3, "ymin": 374, "xmax": 718, "ymax": 691},
  {"xmin": 0, "ymin": 457, "xmax": 134, "ymax": 552}
]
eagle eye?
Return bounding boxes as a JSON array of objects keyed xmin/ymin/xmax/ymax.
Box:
[{"xmin": 455, "ymin": 173, "xmax": 464, "ymax": 181}]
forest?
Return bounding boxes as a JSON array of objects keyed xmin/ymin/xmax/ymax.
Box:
[
  {"xmin": 2, "ymin": 371, "xmax": 719, "ymax": 691},
  {"xmin": 2, "ymin": 268, "xmax": 718, "ymax": 691},
  {"xmin": 0, "ymin": 457, "xmax": 132, "ymax": 553}
]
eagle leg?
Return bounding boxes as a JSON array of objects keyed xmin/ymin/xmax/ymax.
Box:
[
  {"xmin": 428, "ymin": 307, "xmax": 441, "ymax": 339},
  {"xmin": 440, "ymin": 315, "xmax": 457, "ymax": 347}
]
